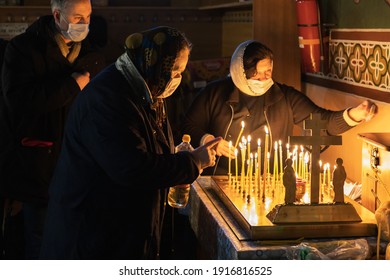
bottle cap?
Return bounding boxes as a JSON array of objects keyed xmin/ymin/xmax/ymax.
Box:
[{"xmin": 182, "ymin": 134, "xmax": 191, "ymax": 143}]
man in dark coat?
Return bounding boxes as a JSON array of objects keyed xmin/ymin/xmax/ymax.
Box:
[{"xmin": 1, "ymin": 0, "xmax": 105, "ymax": 259}]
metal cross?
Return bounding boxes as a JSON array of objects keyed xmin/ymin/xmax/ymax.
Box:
[{"xmin": 289, "ymin": 113, "xmax": 342, "ymax": 204}]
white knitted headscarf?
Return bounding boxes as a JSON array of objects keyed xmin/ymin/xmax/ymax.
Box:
[
  {"xmin": 230, "ymin": 40, "xmax": 274, "ymax": 96},
  {"xmin": 230, "ymin": 40, "xmax": 254, "ymax": 95}
]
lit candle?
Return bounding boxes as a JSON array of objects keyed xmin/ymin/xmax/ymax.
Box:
[
  {"xmin": 249, "ymin": 153, "xmax": 253, "ymax": 186},
  {"xmin": 304, "ymin": 152, "xmax": 309, "ymax": 180},
  {"xmin": 257, "ymin": 139, "xmax": 261, "ymax": 182},
  {"xmin": 263, "ymin": 126, "xmax": 269, "ymax": 177},
  {"xmin": 267, "ymin": 152, "xmax": 271, "ymax": 185},
  {"xmin": 299, "ymin": 146, "xmax": 304, "ymax": 178},
  {"xmin": 254, "ymin": 152, "xmax": 258, "ymax": 186},
  {"xmin": 235, "ymin": 148, "xmax": 238, "ymax": 183},
  {"xmin": 234, "ymin": 121, "xmax": 245, "ymax": 150},
  {"xmin": 327, "ymin": 163, "xmax": 331, "ymax": 189},
  {"xmin": 279, "ymin": 140, "xmax": 283, "ymax": 177},
  {"xmin": 273, "ymin": 141, "xmax": 278, "ymax": 182},
  {"xmin": 322, "ymin": 162, "xmax": 326, "ymax": 186},
  {"xmin": 240, "ymin": 141, "xmax": 246, "ymax": 186},
  {"xmin": 263, "ymin": 127, "xmax": 269, "ymax": 198},
  {"xmin": 247, "ymin": 135, "xmax": 251, "ymax": 163},
  {"xmin": 228, "ymin": 140, "xmax": 232, "ymax": 179},
  {"xmin": 293, "ymin": 146, "xmax": 298, "ymax": 173},
  {"xmin": 286, "ymin": 143, "xmax": 290, "ymax": 159}
]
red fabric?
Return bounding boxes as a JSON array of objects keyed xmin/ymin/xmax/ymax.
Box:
[{"xmin": 21, "ymin": 137, "xmax": 53, "ymax": 147}]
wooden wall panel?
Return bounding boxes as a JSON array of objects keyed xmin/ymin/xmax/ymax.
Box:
[
  {"xmin": 252, "ymin": 0, "xmax": 301, "ymax": 90},
  {"xmin": 221, "ymin": 10, "xmax": 253, "ymax": 58},
  {"xmin": 0, "ymin": 7, "xmax": 223, "ymax": 63}
]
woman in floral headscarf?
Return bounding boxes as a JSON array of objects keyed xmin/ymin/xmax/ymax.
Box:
[{"xmin": 40, "ymin": 26, "xmax": 221, "ymax": 260}]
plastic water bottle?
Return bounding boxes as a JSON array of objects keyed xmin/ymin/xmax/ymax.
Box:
[{"xmin": 168, "ymin": 134, "xmax": 194, "ymax": 208}]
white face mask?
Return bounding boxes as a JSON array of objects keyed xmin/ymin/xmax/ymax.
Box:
[
  {"xmin": 246, "ymin": 78, "xmax": 274, "ymax": 96},
  {"xmin": 61, "ymin": 16, "xmax": 89, "ymax": 42},
  {"xmin": 158, "ymin": 76, "xmax": 182, "ymax": 98}
]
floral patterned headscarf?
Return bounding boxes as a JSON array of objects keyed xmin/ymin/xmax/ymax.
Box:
[{"xmin": 124, "ymin": 26, "xmax": 192, "ymax": 98}]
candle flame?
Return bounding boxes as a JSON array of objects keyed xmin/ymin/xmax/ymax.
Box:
[
  {"xmin": 304, "ymin": 152, "xmax": 309, "ymax": 163},
  {"xmin": 241, "ymin": 121, "xmax": 245, "ymax": 128},
  {"xmin": 257, "ymin": 138, "xmax": 261, "ymax": 146},
  {"xmin": 264, "ymin": 126, "xmax": 269, "ymax": 134}
]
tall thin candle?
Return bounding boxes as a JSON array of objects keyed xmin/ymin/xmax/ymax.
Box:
[
  {"xmin": 247, "ymin": 135, "xmax": 251, "ymax": 164},
  {"xmin": 262, "ymin": 127, "xmax": 269, "ymax": 199},
  {"xmin": 273, "ymin": 141, "xmax": 278, "ymax": 183},
  {"xmin": 279, "ymin": 140, "xmax": 283, "ymax": 176},
  {"xmin": 286, "ymin": 143, "xmax": 290, "ymax": 159},
  {"xmin": 235, "ymin": 148, "xmax": 238, "ymax": 183},
  {"xmin": 257, "ymin": 139, "xmax": 261, "ymax": 183},
  {"xmin": 228, "ymin": 141, "xmax": 232, "ymax": 179},
  {"xmin": 234, "ymin": 121, "xmax": 245, "ymax": 150}
]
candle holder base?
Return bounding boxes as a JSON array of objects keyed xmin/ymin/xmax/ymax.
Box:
[
  {"xmin": 204, "ymin": 176, "xmax": 375, "ymax": 240},
  {"xmin": 266, "ymin": 203, "xmax": 362, "ymax": 224}
]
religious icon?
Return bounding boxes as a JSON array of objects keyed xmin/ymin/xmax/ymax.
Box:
[
  {"xmin": 283, "ymin": 158, "xmax": 296, "ymax": 204},
  {"xmin": 332, "ymin": 158, "xmax": 346, "ymax": 203}
]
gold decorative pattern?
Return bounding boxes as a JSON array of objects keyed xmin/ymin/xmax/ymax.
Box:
[{"xmin": 325, "ymin": 29, "xmax": 390, "ymax": 93}]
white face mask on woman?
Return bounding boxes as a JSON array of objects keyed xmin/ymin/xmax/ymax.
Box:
[
  {"xmin": 61, "ymin": 16, "xmax": 89, "ymax": 42},
  {"xmin": 246, "ymin": 78, "xmax": 274, "ymax": 96},
  {"xmin": 158, "ymin": 76, "xmax": 182, "ymax": 98}
]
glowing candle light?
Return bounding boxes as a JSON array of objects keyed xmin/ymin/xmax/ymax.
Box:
[
  {"xmin": 257, "ymin": 139, "xmax": 261, "ymax": 184},
  {"xmin": 235, "ymin": 148, "xmax": 238, "ymax": 183},
  {"xmin": 273, "ymin": 141, "xmax": 278, "ymax": 183},
  {"xmin": 304, "ymin": 152, "xmax": 309, "ymax": 180},
  {"xmin": 234, "ymin": 121, "xmax": 245, "ymax": 150},
  {"xmin": 322, "ymin": 161, "xmax": 326, "ymax": 186},
  {"xmin": 267, "ymin": 152, "xmax": 271, "ymax": 185},
  {"xmin": 327, "ymin": 163, "xmax": 331, "ymax": 189},
  {"xmin": 286, "ymin": 143, "xmax": 290, "ymax": 159},
  {"xmin": 249, "ymin": 153, "xmax": 253, "ymax": 187},
  {"xmin": 279, "ymin": 140, "xmax": 283, "ymax": 177},
  {"xmin": 299, "ymin": 145, "xmax": 304, "ymax": 178},
  {"xmin": 319, "ymin": 160, "xmax": 323, "ymax": 198},
  {"xmin": 240, "ymin": 141, "xmax": 246, "ymax": 187},
  {"xmin": 263, "ymin": 127, "xmax": 269, "ymax": 199},
  {"xmin": 254, "ymin": 152, "xmax": 258, "ymax": 186},
  {"xmin": 293, "ymin": 146, "xmax": 298, "ymax": 173},
  {"xmin": 247, "ymin": 135, "xmax": 251, "ymax": 163},
  {"xmin": 228, "ymin": 140, "xmax": 232, "ymax": 179}
]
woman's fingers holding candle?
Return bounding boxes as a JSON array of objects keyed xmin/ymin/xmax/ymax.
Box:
[{"xmin": 214, "ymin": 139, "xmax": 235, "ymax": 158}]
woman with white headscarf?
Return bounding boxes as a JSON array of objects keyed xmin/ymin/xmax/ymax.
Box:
[{"xmin": 181, "ymin": 40, "xmax": 377, "ymax": 175}]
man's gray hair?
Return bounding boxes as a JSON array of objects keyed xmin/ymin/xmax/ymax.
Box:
[{"xmin": 51, "ymin": 0, "xmax": 88, "ymax": 12}]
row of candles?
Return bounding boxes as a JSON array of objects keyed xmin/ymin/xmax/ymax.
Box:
[{"xmin": 226, "ymin": 123, "xmax": 337, "ymax": 203}]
